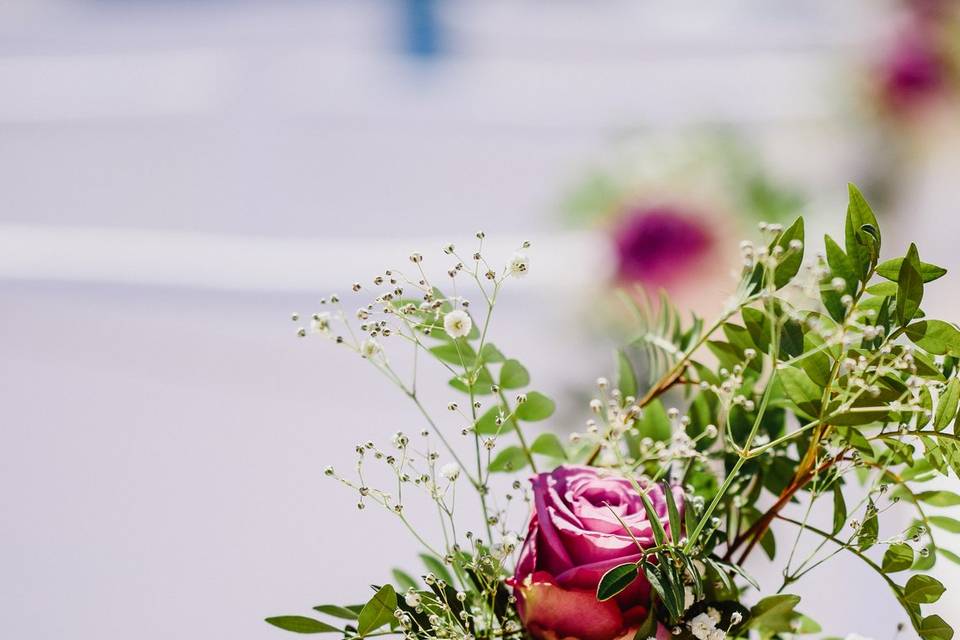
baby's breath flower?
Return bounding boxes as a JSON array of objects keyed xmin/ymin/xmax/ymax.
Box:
[
  {"xmin": 360, "ymin": 338, "xmax": 381, "ymax": 359},
  {"xmin": 443, "ymin": 310, "xmax": 472, "ymax": 339},
  {"xmin": 441, "ymin": 463, "xmax": 461, "ymax": 482},
  {"xmin": 404, "ymin": 592, "xmax": 421, "ymax": 607},
  {"xmin": 509, "ymin": 252, "xmax": 530, "ymax": 277},
  {"xmin": 311, "ymin": 312, "xmax": 331, "ymax": 333}
]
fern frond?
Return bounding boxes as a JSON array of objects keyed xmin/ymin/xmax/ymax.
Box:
[{"xmin": 618, "ymin": 286, "xmax": 700, "ymax": 383}]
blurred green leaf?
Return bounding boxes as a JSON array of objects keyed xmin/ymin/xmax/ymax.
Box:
[{"xmin": 515, "ymin": 391, "xmax": 555, "ymax": 422}]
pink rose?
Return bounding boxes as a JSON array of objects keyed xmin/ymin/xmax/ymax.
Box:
[{"xmin": 512, "ymin": 466, "xmax": 681, "ymax": 640}]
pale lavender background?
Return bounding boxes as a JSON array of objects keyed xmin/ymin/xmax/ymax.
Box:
[{"xmin": 1, "ymin": 2, "xmax": 959, "ymax": 639}]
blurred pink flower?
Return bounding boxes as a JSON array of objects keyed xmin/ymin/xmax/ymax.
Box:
[
  {"xmin": 611, "ymin": 205, "xmax": 714, "ymax": 288},
  {"xmin": 878, "ymin": 25, "xmax": 947, "ymax": 114}
]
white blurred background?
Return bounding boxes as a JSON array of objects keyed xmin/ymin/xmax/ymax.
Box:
[{"xmin": 2, "ymin": 1, "xmax": 959, "ymax": 638}]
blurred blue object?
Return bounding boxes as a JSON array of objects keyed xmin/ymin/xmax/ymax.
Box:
[{"xmin": 402, "ymin": 0, "xmax": 442, "ymax": 59}]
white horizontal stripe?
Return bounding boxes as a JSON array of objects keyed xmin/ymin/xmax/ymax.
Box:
[{"xmin": 0, "ymin": 224, "xmax": 610, "ymax": 292}]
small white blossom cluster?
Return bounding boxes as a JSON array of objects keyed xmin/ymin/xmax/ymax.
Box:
[{"xmin": 687, "ymin": 607, "xmax": 741, "ymax": 640}]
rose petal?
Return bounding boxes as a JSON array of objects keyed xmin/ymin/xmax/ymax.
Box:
[{"xmin": 519, "ymin": 572, "xmax": 625, "ymax": 640}]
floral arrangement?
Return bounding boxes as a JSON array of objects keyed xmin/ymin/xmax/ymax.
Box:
[{"xmin": 270, "ymin": 184, "xmax": 960, "ymax": 640}]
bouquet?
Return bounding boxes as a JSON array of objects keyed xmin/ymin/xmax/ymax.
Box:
[{"xmin": 270, "ymin": 184, "xmax": 959, "ymax": 640}]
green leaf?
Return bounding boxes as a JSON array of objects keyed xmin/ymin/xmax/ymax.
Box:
[
  {"xmin": 898, "ymin": 243, "xmax": 924, "ymax": 325},
  {"xmin": 778, "ymin": 365, "xmax": 822, "ymax": 418},
  {"xmin": 933, "ymin": 378, "xmax": 960, "ymax": 431},
  {"xmin": 429, "ymin": 342, "xmax": 477, "ymax": 367},
  {"xmin": 749, "ymin": 594, "xmax": 802, "ymax": 633},
  {"xmin": 845, "ymin": 183, "xmax": 881, "ymax": 281},
  {"xmin": 825, "ymin": 234, "xmax": 857, "ymax": 294},
  {"xmin": 866, "ymin": 281, "xmax": 899, "ymax": 297},
  {"xmin": 530, "ymin": 432, "xmax": 567, "ymax": 459},
  {"xmin": 919, "ymin": 615, "xmax": 954, "ymax": 640},
  {"xmin": 904, "ymin": 574, "xmax": 946, "ymax": 604},
  {"xmin": 479, "ymin": 343, "xmax": 506, "ymax": 363},
  {"xmin": 419, "ymin": 553, "xmax": 454, "ymax": 585},
  {"xmin": 663, "ymin": 482, "xmax": 681, "ymax": 543},
  {"xmin": 877, "ymin": 258, "xmax": 947, "ymax": 283},
  {"xmin": 742, "ymin": 306, "xmax": 772, "ymax": 353},
  {"xmin": 266, "ymin": 616, "xmax": 341, "ymax": 634},
  {"xmin": 832, "ymin": 483, "xmax": 847, "ymax": 535},
  {"xmin": 939, "ymin": 548, "xmax": 960, "ymax": 565},
  {"xmin": 312, "ymin": 605, "xmax": 358, "ymax": 620},
  {"xmin": 857, "ymin": 501, "xmax": 879, "ymax": 551},
  {"xmin": 773, "ymin": 217, "xmax": 804, "ymax": 289},
  {"xmin": 936, "ymin": 379, "xmax": 960, "ymax": 431},
  {"xmin": 391, "ymin": 569, "xmax": 418, "ymax": 591},
  {"xmin": 916, "ymin": 490, "xmax": 960, "ymax": 507},
  {"xmin": 633, "ymin": 607, "xmax": 657, "ymax": 640},
  {"xmin": 515, "ymin": 391, "xmax": 555, "ymax": 422},
  {"xmin": 488, "ymin": 445, "xmax": 529, "ymax": 472},
  {"xmin": 929, "ymin": 515, "xmax": 960, "ymax": 533},
  {"xmin": 638, "ymin": 489, "xmax": 667, "ymax": 547},
  {"xmin": 882, "ymin": 543, "xmax": 914, "ymax": 573},
  {"xmin": 617, "ymin": 350, "xmax": 638, "ymax": 400},
  {"xmin": 357, "ymin": 585, "xmax": 397, "ymax": 636},
  {"xmin": 448, "ymin": 367, "xmax": 495, "ymax": 395},
  {"xmin": 905, "ymin": 320, "xmax": 960, "ymax": 356},
  {"xmin": 596, "ymin": 562, "xmax": 639, "ymax": 601},
  {"xmin": 636, "ymin": 399, "xmax": 672, "ymax": 442},
  {"xmin": 499, "ymin": 359, "xmax": 530, "ymax": 389},
  {"xmin": 474, "ymin": 405, "xmax": 510, "ymax": 435}
]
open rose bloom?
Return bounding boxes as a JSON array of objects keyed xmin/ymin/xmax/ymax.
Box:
[{"xmin": 512, "ymin": 466, "xmax": 682, "ymax": 640}]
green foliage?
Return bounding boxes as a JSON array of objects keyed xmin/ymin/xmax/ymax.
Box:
[
  {"xmin": 514, "ymin": 391, "xmax": 555, "ymax": 421},
  {"xmin": 596, "ymin": 562, "xmax": 639, "ymax": 601},
  {"xmin": 357, "ymin": 584, "xmax": 397, "ymax": 636},
  {"xmin": 489, "ymin": 446, "xmax": 528, "ymax": 472}
]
